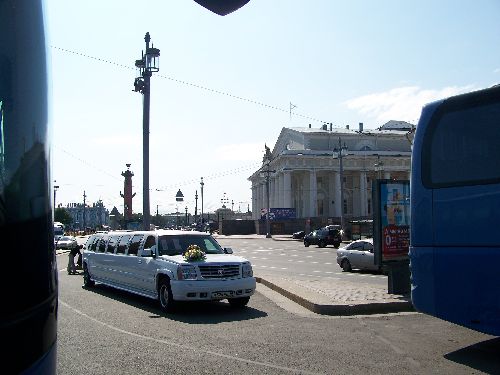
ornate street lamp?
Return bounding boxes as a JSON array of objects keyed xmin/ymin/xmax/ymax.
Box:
[
  {"xmin": 133, "ymin": 32, "xmax": 160, "ymax": 231},
  {"xmin": 260, "ymin": 145, "xmax": 275, "ymax": 238},
  {"xmin": 200, "ymin": 177, "xmax": 205, "ymax": 224},
  {"xmin": 333, "ymin": 137, "xmax": 348, "ymax": 232}
]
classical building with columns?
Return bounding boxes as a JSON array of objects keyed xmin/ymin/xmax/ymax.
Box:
[{"xmin": 249, "ymin": 121, "xmax": 413, "ymax": 225}]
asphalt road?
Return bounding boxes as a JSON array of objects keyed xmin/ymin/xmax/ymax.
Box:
[
  {"xmin": 56, "ymin": 252, "xmax": 499, "ymax": 374},
  {"xmin": 215, "ymin": 237, "xmax": 387, "ymax": 286}
]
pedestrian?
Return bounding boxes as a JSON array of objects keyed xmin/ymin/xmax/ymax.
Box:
[{"xmin": 67, "ymin": 245, "xmax": 80, "ymax": 274}]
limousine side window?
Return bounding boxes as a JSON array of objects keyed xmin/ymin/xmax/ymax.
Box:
[
  {"xmin": 88, "ymin": 236, "xmax": 99, "ymax": 252},
  {"xmin": 97, "ymin": 235, "xmax": 109, "ymax": 253},
  {"xmin": 144, "ymin": 236, "xmax": 156, "ymax": 251},
  {"xmin": 116, "ymin": 235, "xmax": 131, "ymax": 254},
  {"xmin": 127, "ymin": 234, "xmax": 144, "ymax": 256},
  {"xmin": 107, "ymin": 235, "xmax": 119, "ymax": 254}
]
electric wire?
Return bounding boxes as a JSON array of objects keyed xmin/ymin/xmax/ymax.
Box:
[{"xmin": 50, "ymin": 45, "xmax": 327, "ymax": 124}]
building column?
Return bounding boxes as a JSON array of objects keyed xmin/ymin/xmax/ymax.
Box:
[
  {"xmin": 283, "ymin": 171, "xmax": 292, "ymax": 208},
  {"xmin": 269, "ymin": 177, "xmax": 275, "ymax": 209},
  {"xmin": 359, "ymin": 172, "xmax": 367, "ymax": 217},
  {"xmin": 334, "ymin": 172, "xmax": 341, "ymax": 217},
  {"xmin": 309, "ymin": 169, "xmax": 317, "ymax": 217},
  {"xmin": 252, "ymin": 186, "xmax": 257, "ymax": 219},
  {"xmin": 276, "ymin": 172, "xmax": 283, "ymax": 208}
]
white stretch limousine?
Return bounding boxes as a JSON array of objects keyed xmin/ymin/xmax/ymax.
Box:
[{"xmin": 82, "ymin": 230, "xmax": 255, "ymax": 312}]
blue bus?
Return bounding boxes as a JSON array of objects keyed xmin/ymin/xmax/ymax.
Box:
[{"xmin": 410, "ymin": 84, "xmax": 500, "ymax": 336}]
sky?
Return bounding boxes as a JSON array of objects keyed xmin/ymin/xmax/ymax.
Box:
[{"xmin": 46, "ymin": 0, "xmax": 500, "ymax": 216}]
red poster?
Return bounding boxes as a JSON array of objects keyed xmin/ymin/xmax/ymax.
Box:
[{"xmin": 382, "ymin": 225, "xmax": 409, "ymax": 260}]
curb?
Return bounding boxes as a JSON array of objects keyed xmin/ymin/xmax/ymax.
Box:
[{"xmin": 255, "ymin": 277, "xmax": 414, "ymax": 316}]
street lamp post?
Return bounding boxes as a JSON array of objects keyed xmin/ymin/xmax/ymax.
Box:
[
  {"xmin": 185, "ymin": 206, "xmax": 188, "ymax": 225},
  {"xmin": 53, "ymin": 182, "xmax": 59, "ymax": 216},
  {"xmin": 133, "ymin": 32, "xmax": 160, "ymax": 231},
  {"xmin": 333, "ymin": 137, "xmax": 348, "ymax": 232},
  {"xmin": 194, "ymin": 190, "xmax": 198, "ymax": 224},
  {"xmin": 200, "ymin": 177, "xmax": 204, "ymax": 224}
]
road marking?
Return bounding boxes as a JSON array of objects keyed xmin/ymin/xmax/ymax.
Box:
[{"xmin": 59, "ymin": 300, "xmax": 322, "ymax": 375}]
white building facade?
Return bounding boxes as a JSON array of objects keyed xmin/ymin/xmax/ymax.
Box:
[{"xmin": 249, "ymin": 122, "xmax": 413, "ymax": 222}]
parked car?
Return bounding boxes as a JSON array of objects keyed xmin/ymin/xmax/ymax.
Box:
[
  {"xmin": 303, "ymin": 226, "xmax": 342, "ymax": 248},
  {"xmin": 55, "ymin": 236, "xmax": 78, "ymax": 250},
  {"xmin": 292, "ymin": 230, "xmax": 305, "ymax": 239},
  {"xmin": 336, "ymin": 239, "xmax": 380, "ymax": 272}
]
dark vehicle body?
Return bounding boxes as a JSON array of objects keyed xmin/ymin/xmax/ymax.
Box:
[
  {"xmin": 292, "ymin": 230, "xmax": 305, "ymax": 239},
  {"xmin": 303, "ymin": 226, "xmax": 342, "ymax": 248},
  {"xmin": 0, "ymin": 1, "xmax": 58, "ymax": 373}
]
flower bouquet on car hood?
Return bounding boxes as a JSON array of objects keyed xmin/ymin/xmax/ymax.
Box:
[{"xmin": 183, "ymin": 244, "xmax": 206, "ymax": 262}]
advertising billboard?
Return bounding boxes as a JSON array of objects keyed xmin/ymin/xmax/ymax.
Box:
[{"xmin": 373, "ymin": 180, "xmax": 410, "ymax": 264}]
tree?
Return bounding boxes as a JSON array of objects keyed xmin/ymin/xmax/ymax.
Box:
[{"xmin": 54, "ymin": 207, "xmax": 73, "ymax": 226}]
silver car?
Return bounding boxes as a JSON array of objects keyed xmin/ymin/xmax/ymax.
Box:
[
  {"xmin": 56, "ymin": 236, "xmax": 78, "ymax": 250},
  {"xmin": 336, "ymin": 239, "xmax": 380, "ymax": 272}
]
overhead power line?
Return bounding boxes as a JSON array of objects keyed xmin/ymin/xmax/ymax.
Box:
[{"xmin": 51, "ymin": 45, "xmax": 327, "ymax": 124}]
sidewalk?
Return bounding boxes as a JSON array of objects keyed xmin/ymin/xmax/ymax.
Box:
[{"xmin": 255, "ymin": 274, "xmax": 413, "ymax": 316}]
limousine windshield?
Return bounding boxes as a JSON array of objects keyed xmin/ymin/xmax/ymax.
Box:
[{"xmin": 157, "ymin": 234, "xmax": 224, "ymax": 256}]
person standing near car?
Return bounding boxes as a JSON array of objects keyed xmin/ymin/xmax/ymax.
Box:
[{"xmin": 67, "ymin": 245, "xmax": 80, "ymax": 274}]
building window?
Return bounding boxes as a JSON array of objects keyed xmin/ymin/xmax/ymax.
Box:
[
  {"xmin": 368, "ymin": 199, "xmax": 371, "ymax": 215},
  {"xmin": 343, "ymin": 199, "xmax": 347, "ymax": 214}
]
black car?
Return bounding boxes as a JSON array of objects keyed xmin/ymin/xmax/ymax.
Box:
[
  {"xmin": 303, "ymin": 226, "xmax": 342, "ymax": 248},
  {"xmin": 292, "ymin": 230, "xmax": 306, "ymax": 239}
]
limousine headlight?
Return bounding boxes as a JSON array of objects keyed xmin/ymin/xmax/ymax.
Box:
[
  {"xmin": 177, "ymin": 265, "xmax": 197, "ymax": 280},
  {"xmin": 242, "ymin": 263, "xmax": 253, "ymax": 278}
]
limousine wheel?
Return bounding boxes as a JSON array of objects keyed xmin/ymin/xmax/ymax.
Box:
[
  {"xmin": 158, "ymin": 279, "xmax": 175, "ymax": 313},
  {"xmin": 83, "ymin": 265, "xmax": 94, "ymax": 287},
  {"xmin": 228, "ymin": 296, "xmax": 250, "ymax": 308}
]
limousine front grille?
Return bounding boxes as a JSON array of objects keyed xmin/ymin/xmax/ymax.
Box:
[{"xmin": 198, "ymin": 264, "xmax": 240, "ymax": 279}]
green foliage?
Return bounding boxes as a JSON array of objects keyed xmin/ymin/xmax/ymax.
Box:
[{"xmin": 54, "ymin": 207, "xmax": 73, "ymax": 225}]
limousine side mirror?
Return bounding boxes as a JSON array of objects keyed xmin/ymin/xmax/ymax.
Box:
[{"xmin": 223, "ymin": 247, "xmax": 233, "ymax": 254}]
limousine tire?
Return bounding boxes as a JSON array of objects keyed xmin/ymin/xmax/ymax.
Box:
[
  {"xmin": 228, "ymin": 296, "xmax": 250, "ymax": 308},
  {"xmin": 83, "ymin": 264, "xmax": 94, "ymax": 287},
  {"xmin": 158, "ymin": 279, "xmax": 175, "ymax": 313}
]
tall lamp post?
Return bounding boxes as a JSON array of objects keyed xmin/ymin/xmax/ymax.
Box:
[
  {"xmin": 133, "ymin": 32, "xmax": 160, "ymax": 231},
  {"xmin": 333, "ymin": 137, "xmax": 348, "ymax": 232},
  {"xmin": 53, "ymin": 182, "xmax": 59, "ymax": 216},
  {"xmin": 200, "ymin": 177, "xmax": 204, "ymax": 224},
  {"xmin": 194, "ymin": 190, "xmax": 198, "ymax": 224},
  {"xmin": 185, "ymin": 206, "xmax": 188, "ymax": 225},
  {"xmin": 260, "ymin": 145, "xmax": 275, "ymax": 238}
]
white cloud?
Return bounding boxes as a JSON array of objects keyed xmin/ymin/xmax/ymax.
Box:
[{"xmin": 344, "ymin": 85, "xmax": 475, "ymax": 125}]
